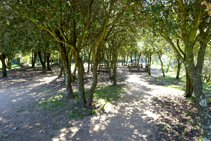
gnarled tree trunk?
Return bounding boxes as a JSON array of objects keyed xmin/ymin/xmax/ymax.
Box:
[
  {"xmin": 148, "ymin": 53, "xmax": 151, "ymax": 76},
  {"xmin": 184, "ymin": 72, "xmax": 193, "ymax": 98},
  {"xmin": 75, "ymin": 52, "xmax": 86, "ymax": 107},
  {"xmin": 57, "ymin": 43, "xmax": 74, "ymax": 99},
  {"xmin": 7, "ymin": 56, "xmax": 12, "ymax": 70},
  {"xmin": 87, "ymin": 48, "xmax": 92, "ymax": 73},
  {"xmin": 87, "ymin": 53, "xmax": 98, "ymax": 107},
  {"xmin": 38, "ymin": 51, "xmax": 46, "ymax": 73},
  {"xmin": 113, "ymin": 51, "xmax": 118, "ymax": 86},
  {"xmin": 31, "ymin": 52, "xmax": 37, "ymax": 68},
  {"xmin": 176, "ymin": 57, "xmax": 182, "ymax": 79},
  {"xmin": 158, "ymin": 53, "xmax": 165, "ymax": 77},
  {"xmin": 46, "ymin": 53, "xmax": 52, "ymax": 71},
  {"xmin": 0, "ymin": 54, "xmax": 7, "ymax": 77}
]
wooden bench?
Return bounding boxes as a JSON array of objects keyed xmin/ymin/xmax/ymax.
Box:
[
  {"xmin": 128, "ymin": 64, "xmax": 149, "ymax": 72},
  {"xmin": 91, "ymin": 65, "xmax": 108, "ymax": 72}
]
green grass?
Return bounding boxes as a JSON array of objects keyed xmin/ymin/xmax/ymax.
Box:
[
  {"xmin": 34, "ymin": 85, "xmax": 124, "ymax": 119},
  {"xmin": 12, "ymin": 64, "xmax": 20, "ymax": 68},
  {"xmin": 93, "ymin": 85, "xmax": 124, "ymax": 102},
  {"xmin": 73, "ymin": 85, "xmax": 124, "ymax": 103},
  {"xmin": 37, "ymin": 93, "xmax": 66, "ymax": 112},
  {"xmin": 0, "ymin": 63, "xmax": 21, "ymax": 69}
]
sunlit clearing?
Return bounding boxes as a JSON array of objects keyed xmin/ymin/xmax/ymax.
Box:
[
  {"xmin": 127, "ymin": 75, "xmax": 140, "ymax": 83},
  {"xmin": 144, "ymin": 110, "xmax": 160, "ymax": 120},
  {"xmin": 52, "ymin": 127, "xmax": 79, "ymax": 141},
  {"xmin": 38, "ymin": 76, "xmax": 58, "ymax": 85},
  {"xmin": 98, "ymin": 99, "xmax": 115, "ymax": 113}
]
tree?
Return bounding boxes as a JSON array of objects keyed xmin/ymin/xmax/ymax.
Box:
[{"xmin": 120, "ymin": 0, "xmax": 211, "ymax": 139}]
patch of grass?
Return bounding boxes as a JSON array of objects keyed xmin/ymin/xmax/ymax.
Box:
[
  {"xmin": 93, "ymin": 85, "xmax": 124, "ymax": 102},
  {"xmin": 187, "ymin": 96, "xmax": 196, "ymax": 102},
  {"xmin": 198, "ymin": 136, "xmax": 203, "ymax": 141},
  {"xmin": 162, "ymin": 124, "xmax": 167, "ymax": 130},
  {"xmin": 179, "ymin": 134, "xmax": 184, "ymax": 140},
  {"xmin": 49, "ymin": 135, "xmax": 54, "ymax": 138},
  {"xmin": 16, "ymin": 109, "xmax": 24, "ymax": 113},
  {"xmin": 69, "ymin": 111, "xmax": 84, "ymax": 119},
  {"xmin": 38, "ymin": 93, "xmax": 66, "ymax": 111},
  {"xmin": 12, "ymin": 64, "xmax": 20, "ymax": 68},
  {"xmin": 154, "ymin": 75, "xmax": 186, "ymax": 91}
]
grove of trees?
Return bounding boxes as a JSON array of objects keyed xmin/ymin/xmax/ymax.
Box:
[{"xmin": 0, "ymin": 0, "xmax": 211, "ymax": 140}]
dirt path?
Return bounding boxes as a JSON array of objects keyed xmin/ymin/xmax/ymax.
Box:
[
  {"xmin": 55, "ymin": 67, "xmax": 186, "ymax": 141},
  {"xmin": 0, "ymin": 66, "xmax": 200, "ymax": 141}
]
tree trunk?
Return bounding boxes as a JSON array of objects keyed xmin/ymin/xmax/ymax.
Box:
[
  {"xmin": 176, "ymin": 58, "xmax": 182, "ymax": 79},
  {"xmin": 57, "ymin": 43, "xmax": 74, "ymax": 98},
  {"xmin": 130, "ymin": 55, "xmax": 133, "ymax": 64},
  {"xmin": 187, "ymin": 65, "xmax": 211, "ymax": 140},
  {"xmin": 135, "ymin": 51, "xmax": 136, "ymax": 65},
  {"xmin": 46, "ymin": 53, "xmax": 52, "ymax": 71},
  {"xmin": 166, "ymin": 57, "xmax": 171, "ymax": 73},
  {"xmin": 137, "ymin": 53, "xmax": 142, "ymax": 70},
  {"xmin": 184, "ymin": 72, "xmax": 193, "ymax": 97},
  {"xmin": 185, "ymin": 36, "xmax": 211, "ymax": 139},
  {"xmin": 17, "ymin": 58, "xmax": 20, "ymax": 66},
  {"xmin": 87, "ymin": 48, "xmax": 91, "ymax": 73},
  {"xmin": 87, "ymin": 56, "xmax": 98, "ymax": 107},
  {"xmin": 31, "ymin": 52, "xmax": 37, "ymax": 68},
  {"xmin": 148, "ymin": 53, "xmax": 151, "ymax": 76},
  {"xmin": 58, "ymin": 63, "xmax": 64, "ymax": 77},
  {"xmin": 7, "ymin": 56, "xmax": 12, "ymax": 70},
  {"xmin": 113, "ymin": 52, "xmax": 117, "ymax": 86},
  {"xmin": 75, "ymin": 52, "xmax": 86, "ymax": 107},
  {"xmin": 158, "ymin": 54, "xmax": 165, "ymax": 77},
  {"xmin": 38, "ymin": 51, "xmax": 46, "ymax": 73},
  {"xmin": 126, "ymin": 55, "xmax": 128, "ymax": 65},
  {"xmin": 108, "ymin": 51, "xmax": 112, "ymax": 79},
  {"xmin": 73, "ymin": 62, "xmax": 77, "ymax": 80},
  {"xmin": 0, "ymin": 54, "xmax": 7, "ymax": 77}
]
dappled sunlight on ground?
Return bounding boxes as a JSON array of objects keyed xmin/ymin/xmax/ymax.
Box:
[
  {"xmin": 0, "ymin": 68, "xmax": 68, "ymax": 115},
  {"xmin": 0, "ymin": 66, "xmax": 202, "ymax": 140}
]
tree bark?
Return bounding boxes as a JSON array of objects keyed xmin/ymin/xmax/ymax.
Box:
[
  {"xmin": 135, "ymin": 51, "xmax": 136, "ymax": 65},
  {"xmin": 176, "ymin": 57, "xmax": 182, "ymax": 79},
  {"xmin": 38, "ymin": 51, "xmax": 46, "ymax": 73},
  {"xmin": 87, "ymin": 54, "xmax": 98, "ymax": 107},
  {"xmin": 187, "ymin": 64, "xmax": 211, "ymax": 140},
  {"xmin": 0, "ymin": 54, "xmax": 7, "ymax": 77},
  {"xmin": 137, "ymin": 53, "xmax": 142, "ymax": 70},
  {"xmin": 57, "ymin": 43, "xmax": 74, "ymax": 99},
  {"xmin": 46, "ymin": 53, "xmax": 52, "ymax": 71},
  {"xmin": 73, "ymin": 62, "xmax": 77, "ymax": 80},
  {"xmin": 130, "ymin": 55, "xmax": 133, "ymax": 64},
  {"xmin": 184, "ymin": 72, "xmax": 193, "ymax": 97},
  {"xmin": 87, "ymin": 48, "xmax": 92, "ymax": 73},
  {"xmin": 17, "ymin": 58, "xmax": 20, "ymax": 66},
  {"xmin": 166, "ymin": 57, "xmax": 171, "ymax": 73},
  {"xmin": 7, "ymin": 56, "xmax": 12, "ymax": 70},
  {"xmin": 58, "ymin": 63, "xmax": 64, "ymax": 77},
  {"xmin": 113, "ymin": 51, "xmax": 117, "ymax": 86},
  {"xmin": 31, "ymin": 52, "xmax": 37, "ymax": 68},
  {"xmin": 185, "ymin": 37, "xmax": 211, "ymax": 140},
  {"xmin": 148, "ymin": 53, "xmax": 151, "ymax": 76},
  {"xmin": 158, "ymin": 53, "xmax": 165, "ymax": 77},
  {"xmin": 75, "ymin": 52, "xmax": 86, "ymax": 107}
]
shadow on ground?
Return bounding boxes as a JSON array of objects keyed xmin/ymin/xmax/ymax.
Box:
[{"xmin": 0, "ymin": 66, "xmax": 203, "ymax": 141}]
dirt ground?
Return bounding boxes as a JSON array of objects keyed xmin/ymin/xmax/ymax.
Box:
[{"xmin": 0, "ymin": 66, "xmax": 204, "ymax": 141}]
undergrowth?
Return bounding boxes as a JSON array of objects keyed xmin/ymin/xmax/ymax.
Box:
[{"xmin": 34, "ymin": 84, "xmax": 124, "ymax": 119}]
